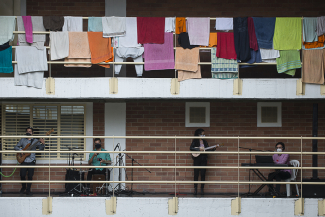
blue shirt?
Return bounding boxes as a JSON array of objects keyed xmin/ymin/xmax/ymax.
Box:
[{"xmin": 89, "ymin": 148, "xmax": 111, "ymax": 171}]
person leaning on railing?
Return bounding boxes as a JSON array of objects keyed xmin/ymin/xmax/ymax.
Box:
[
  {"xmin": 14, "ymin": 126, "xmax": 45, "ymax": 196},
  {"xmin": 190, "ymin": 128, "xmax": 216, "ymax": 196},
  {"xmin": 267, "ymin": 142, "xmax": 292, "ymax": 195}
]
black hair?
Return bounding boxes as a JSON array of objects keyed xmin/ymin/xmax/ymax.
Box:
[
  {"xmin": 275, "ymin": 142, "xmax": 285, "ymax": 150},
  {"xmin": 26, "ymin": 126, "xmax": 34, "ymax": 133},
  {"xmin": 194, "ymin": 128, "xmax": 204, "ymax": 136},
  {"xmin": 94, "ymin": 138, "xmax": 101, "ymax": 143}
]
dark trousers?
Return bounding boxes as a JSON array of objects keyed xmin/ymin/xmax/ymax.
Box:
[
  {"xmin": 20, "ymin": 161, "xmax": 35, "ymax": 190},
  {"xmin": 268, "ymin": 171, "xmax": 291, "ymax": 192},
  {"xmin": 193, "ymin": 158, "xmax": 207, "ymax": 188},
  {"xmin": 86, "ymin": 169, "xmax": 109, "ymax": 188}
]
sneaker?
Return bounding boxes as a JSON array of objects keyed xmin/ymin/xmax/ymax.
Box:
[
  {"xmin": 26, "ymin": 189, "xmax": 33, "ymax": 196},
  {"xmin": 20, "ymin": 187, "xmax": 26, "ymax": 194}
]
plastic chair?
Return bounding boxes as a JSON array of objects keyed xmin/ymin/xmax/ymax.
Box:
[{"xmin": 284, "ymin": 160, "xmax": 300, "ymax": 197}]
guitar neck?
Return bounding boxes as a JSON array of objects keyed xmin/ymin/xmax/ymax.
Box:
[{"xmin": 26, "ymin": 139, "xmax": 40, "ymax": 151}]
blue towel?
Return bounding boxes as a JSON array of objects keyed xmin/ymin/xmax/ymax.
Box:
[
  {"xmin": 0, "ymin": 46, "xmax": 13, "ymax": 73},
  {"xmin": 88, "ymin": 17, "xmax": 103, "ymax": 32},
  {"xmin": 252, "ymin": 17, "xmax": 276, "ymax": 49},
  {"xmin": 303, "ymin": 17, "xmax": 317, "ymax": 43},
  {"xmin": 239, "ymin": 48, "xmax": 262, "ymax": 68}
]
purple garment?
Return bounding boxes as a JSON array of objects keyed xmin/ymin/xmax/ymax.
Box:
[
  {"xmin": 143, "ymin": 32, "xmax": 175, "ymax": 71},
  {"xmin": 273, "ymin": 154, "xmax": 292, "ymax": 175},
  {"xmin": 22, "ymin": 16, "xmax": 33, "ymax": 43}
]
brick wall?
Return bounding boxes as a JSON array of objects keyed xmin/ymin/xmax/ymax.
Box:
[{"xmin": 125, "ymin": 102, "xmax": 325, "ymax": 194}]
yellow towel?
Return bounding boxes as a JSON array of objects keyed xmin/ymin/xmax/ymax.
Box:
[{"xmin": 175, "ymin": 47, "xmax": 201, "ymax": 81}]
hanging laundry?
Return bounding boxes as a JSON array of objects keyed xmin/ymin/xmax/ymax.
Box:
[
  {"xmin": 115, "ymin": 47, "xmax": 144, "ymax": 76},
  {"xmin": 302, "ymin": 49, "xmax": 324, "ymax": 84},
  {"xmin": 114, "ymin": 17, "xmax": 141, "ymax": 48},
  {"xmin": 87, "ymin": 32, "xmax": 113, "ymax": 68},
  {"xmin": 64, "ymin": 32, "xmax": 91, "ymax": 67},
  {"xmin": 211, "ymin": 47, "xmax": 238, "ymax": 79},
  {"xmin": 178, "ymin": 32, "xmax": 198, "ymax": 49},
  {"xmin": 43, "ymin": 16, "xmax": 64, "ymax": 31},
  {"xmin": 22, "ymin": 16, "xmax": 33, "ymax": 43},
  {"xmin": 0, "ymin": 46, "xmax": 13, "ymax": 73},
  {"xmin": 14, "ymin": 69, "xmax": 44, "ymax": 89},
  {"xmin": 137, "ymin": 17, "xmax": 165, "ymax": 44},
  {"xmin": 317, "ymin": 16, "xmax": 325, "ymax": 36},
  {"xmin": 102, "ymin": 17, "xmax": 126, "ymax": 37},
  {"xmin": 233, "ymin": 17, "xmax": 251, "ymax": 62},
  {"xmin": 273, "ymin": 17, "xmax": 302, "ymax": 50},
  {"xmin": 241, "ymin": 48, "xmax": 262, "ymax": 65},
  {"xmin": 247, "ymin": 17, "xmax": 258, "ymax": 51},
  {"xmin": 209, "ymin": 33, "xmax": 217, "ymax": 47},
  {"xmin": 17, "ymin": 16, "xmax": 46, "ymax": 49},
  {"xmin": 215, "ymin": 18, "xmax": 233, "ymax": 31},
  {"xmin": 303, "ymin": 35, "xmax": 325, "ymax": 49},
  {"xmin": 143, "ymin": 32, "xmax": 174, "ymax": 71},
  {"xmin": 187, "ymin": 17, "xmax": 210, "ymax": 46},
  {"xmin": 216, "ymin": 32, "xmax": 237, "ymax": 60},
  {"xmin": 252, "ymin": 17, "xmax": 276, "ymax": 49},
  {"xmin": 50, "ymin": 32, "xmax": 69, "ymax": 60},
  {"xmin": 175, "ymin": 47, "xmax": 201, "ymax": 82},
  {"xmin": 175, "ymin": 17, "xmax": 186, "ymax": 34},
  {"xmin": 88, "ymin": 17, "xmax": 103, "ymax": 32},
  {"xmin": 165, "ymin": 17, "xmax": 175, "ymax": 32},
  {"xmin": 260, "ymin": 48, "xmax": 280, "ymax": 63},
  {"xmin": 62, "ymin": 16, "xmax": 83, "ymax": 32},
  {"xmin": 0, "ymin": 16, "xmax": 16, "ymax": 45},
  {"xmin": 276, "ymin": 50, "xmax": 301, "ymax": 76},
  {"xmin": 303, "ymin": 17, "xmax": 317, "ymax": 43}
]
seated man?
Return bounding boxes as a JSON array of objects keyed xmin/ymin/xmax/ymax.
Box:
[
  {"xmin": 268, "ymin": 142, "xmax": 292, "ymax": 195},
  {"xmin": 87, "ymin": 138, "xmax": 111, "ymax": 189}
]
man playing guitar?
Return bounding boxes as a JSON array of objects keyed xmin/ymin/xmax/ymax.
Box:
[{"xmin": 14, "ymin": 126, "xmax": 45, "ymax": 196}]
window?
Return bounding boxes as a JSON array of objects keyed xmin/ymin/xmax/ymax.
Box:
[
  {"xmin": 257, "ymin": 102, "xmax": 282, "ymax": 127},
  {"xmin": 1, "ymin": 104, "xmax": 86, "ymax": 160},
  {"xmin": 185, "ymin": 102, "xmax": 210, "ymax": 127}
]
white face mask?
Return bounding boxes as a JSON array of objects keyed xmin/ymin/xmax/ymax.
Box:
[
  {"xmin": 200, "ymin": 135, "xmax": 205, "ymax": 137},
  {"xmin": 277, "ymin": 148, "xmax": 282, "ymax": 152}
]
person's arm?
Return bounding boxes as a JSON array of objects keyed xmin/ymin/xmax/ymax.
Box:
[
  {"xmin": 101, "ymin": 153, "xmax": 111, "ymax": 164},
  {"xmin": 14, "ymin": 139, "xmax": 23, "ymax": 151},
  {"xmin": 275, "ymin": 154, "xmax": 290, "ymax": 164},
  {"xmin": 190, "ymin": 140, "xmax": 200, "ymax": 151},
  {"xmin": 36, "ymin": 139, "xmax": 45, "ymax": 150},
  {"xmin": 88, "ymin": 153, "xmax": 97, "ymax": 165}
]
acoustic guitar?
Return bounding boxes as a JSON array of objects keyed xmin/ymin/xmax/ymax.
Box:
[
  {"xmin": 16, "ymin": 128, "xmax": 54, "ymax": 163},
  {"xmin": 192, "ymin": 143, "xmax": 224, "ymax": 158}
]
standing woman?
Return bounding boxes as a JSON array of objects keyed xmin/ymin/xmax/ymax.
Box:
[{"xmin": 190, "ymin": 128, "xmax": 215, "ymax": 195}]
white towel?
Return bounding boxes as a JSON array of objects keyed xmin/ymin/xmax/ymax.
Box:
[
  {"xmin": 113, "ymin": 17, "xmax": 141, "ymax": 48},
  {"xmin": 102, "ymin": 17, "xmax": 126, "ymax": 37},
  {"xmin": 215, "ymin": 18, "xmax": 233, "ymax": 31},
  {"xmin": 165, "ymin": 17, "xmax": 175, "ymax": 32},
  {"xmin": 50, "ymin": 32, "xmax": 69, "ymax": 60},
  {"xmin": 187, "ymin": 17, "xmax": 210, "ymax": 46},
  {"xmin": 0, "ymin": 16, "xmax": 16, "ymax": 45},
  {"xmin": 62, "ymin": 16, "xmax": 83, "ymax": 32},
  {"xmin": 15, "ymin": 46, "xmax": 48, "ymax": 74},
  {"xmin": 260, "ymin": 48, "xmax": 280, "ymax": 63},
  {"xmin": 17, "ymin": 16, "xmax": 46, "ymax": 49}
]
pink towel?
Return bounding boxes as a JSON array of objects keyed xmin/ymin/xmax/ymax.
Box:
[
  {"xmin": 187, "ymin": 17, "xmax": 210, "ymax": 46},
  {"xmin": 22, "ymin": 16, "xmax": 33, "ymax": 43},
  {"xmin": 143, "ymin": 32, "xmax": 174, "ymax": 71}
]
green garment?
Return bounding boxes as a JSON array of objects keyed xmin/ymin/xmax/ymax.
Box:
[
  {"xmin": 276, "ymin": 50, "xmax": 301, "ymax": 76},
  {"xmin": 89, "ymin": 148, "xmax": 111, "ymax": 171},
  {"xmin": 273, "ymin": 17, "xmax": 302, "ymax": 50}
]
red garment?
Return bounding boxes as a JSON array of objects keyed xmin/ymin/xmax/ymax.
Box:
[
  {"xmin": 216, "ymin": 32, "xmax": 237, "ymax": 60},
  {"xmin": 248, "ymin": 17, "xmax": 258, "ymax": 51},
  {"xmin": 137, "ymin": 17, "xmax": 165, "ymax": 44}
]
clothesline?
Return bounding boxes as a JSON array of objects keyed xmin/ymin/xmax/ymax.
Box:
[{"xmin": 12, "ymin": 17, "xmax": 219, "ymax": 20}]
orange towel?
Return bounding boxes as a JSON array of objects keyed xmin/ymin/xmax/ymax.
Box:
[
  {"xmin": 302, "ymin": 49, "xmax": 324, "ymax": 84},
  {"xmin": 87, "ymin": 32, "xmax": 113, "ymax": 68},
  {"xmin": 303, "ymin": 35, "xmax": 325, "ymax": 49},
  {"xmin": 209, "ymin": 32, "xmax": 217, "ymax": 47},
  {"xmin": 175, "ymin": 47, "xmax": 201, "ymax": 81},
  {"xmin": 64, "ymin": 32, "xmax": 91, "ymax": 67},
  {"xmin": 176, "ymin": 17, "xmax": 186, "ymax": 34}
]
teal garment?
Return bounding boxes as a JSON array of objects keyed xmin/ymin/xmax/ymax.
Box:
[
  {"xmin": 0, "ymin": 46, "xmax": 13, "ymax": 73},
  {"xmin": 276, "ymin": 50, "xmax": 301, "ymax": 76},
  {"xmin": 89, "ymin": 148, "xmax": 111, "ymax": 171},
  {"xmin": 88, "ymin": 17, "xmax": 103, "ymax": 32},
  {"xmin": 303, "ymin": 17, "xmax": 317, "ymax": 43},
  {"xmin": 211, "ymin": 47, "xmax": 238, "ymax": 79}
]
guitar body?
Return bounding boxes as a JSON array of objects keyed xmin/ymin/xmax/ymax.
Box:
[{"xmin": 16, "ymin": 143, "xmax": 32, "ymax": 164}]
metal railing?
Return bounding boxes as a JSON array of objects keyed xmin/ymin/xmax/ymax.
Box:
[{"xmin": 0, "ymin": 135, "xmax": 324, "ymax": 199}]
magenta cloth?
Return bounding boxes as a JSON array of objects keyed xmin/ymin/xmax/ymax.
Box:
[
  {"xmin": 137, "ymin": 17, "xmax": 165, "ymax": 44},
  {"xmin": 22, "ymin": 16, "xmax": 33, "ymax": 43},
  {"xmin": 143, "ymin": 32, "xmax": 174, "ymax": 71},
  {"xmin": 248, "ymin": 17, "xmax": 258, "ymax": 51},
  {"xmin": 216, "ymin": 32, "xmax": 237, "ymax": 60},
  {"xmin": 273, "ymin": 154, "xmax": 292, "ymax": 175}
]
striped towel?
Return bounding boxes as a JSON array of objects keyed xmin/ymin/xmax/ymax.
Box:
[
  {"xmin": 211, "ymin": 47, "xmax": 238, "ymax": 79},
  {"xmin": 276, "ymin": 50, "xmax": 301, "ymax": 76}
]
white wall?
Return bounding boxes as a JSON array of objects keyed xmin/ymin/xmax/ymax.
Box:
[
  {"xmin": 0, "ymin": 197, "xmax": 321, "ymax": 217},
  {"xmin": 1, "ymin": 78, "xmax": 325, "ymax": 100}
]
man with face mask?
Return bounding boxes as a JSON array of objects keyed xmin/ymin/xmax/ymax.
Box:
[
  {"xmin": 86, "ymin": 138, "xmax": 111, "ymax": 189},
  {"xmin": 267, "ymin": 142, "xmax": 292, "ymax": 195},
  {"xmin": 14, "ymin": 126, "xmax": 45, "ymax": 195}
]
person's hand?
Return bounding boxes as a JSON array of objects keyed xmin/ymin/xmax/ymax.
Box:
[
  {"xmin": 39, "ymin": 138, "xmax": 45, "ymax": 144},
  {"xmin": 93, "ymin": 153, "xmax": 98, "ymax": 157},
  {"xmin": 200, "ymin": 147, "xmax": 205, "ymax": 151}
]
